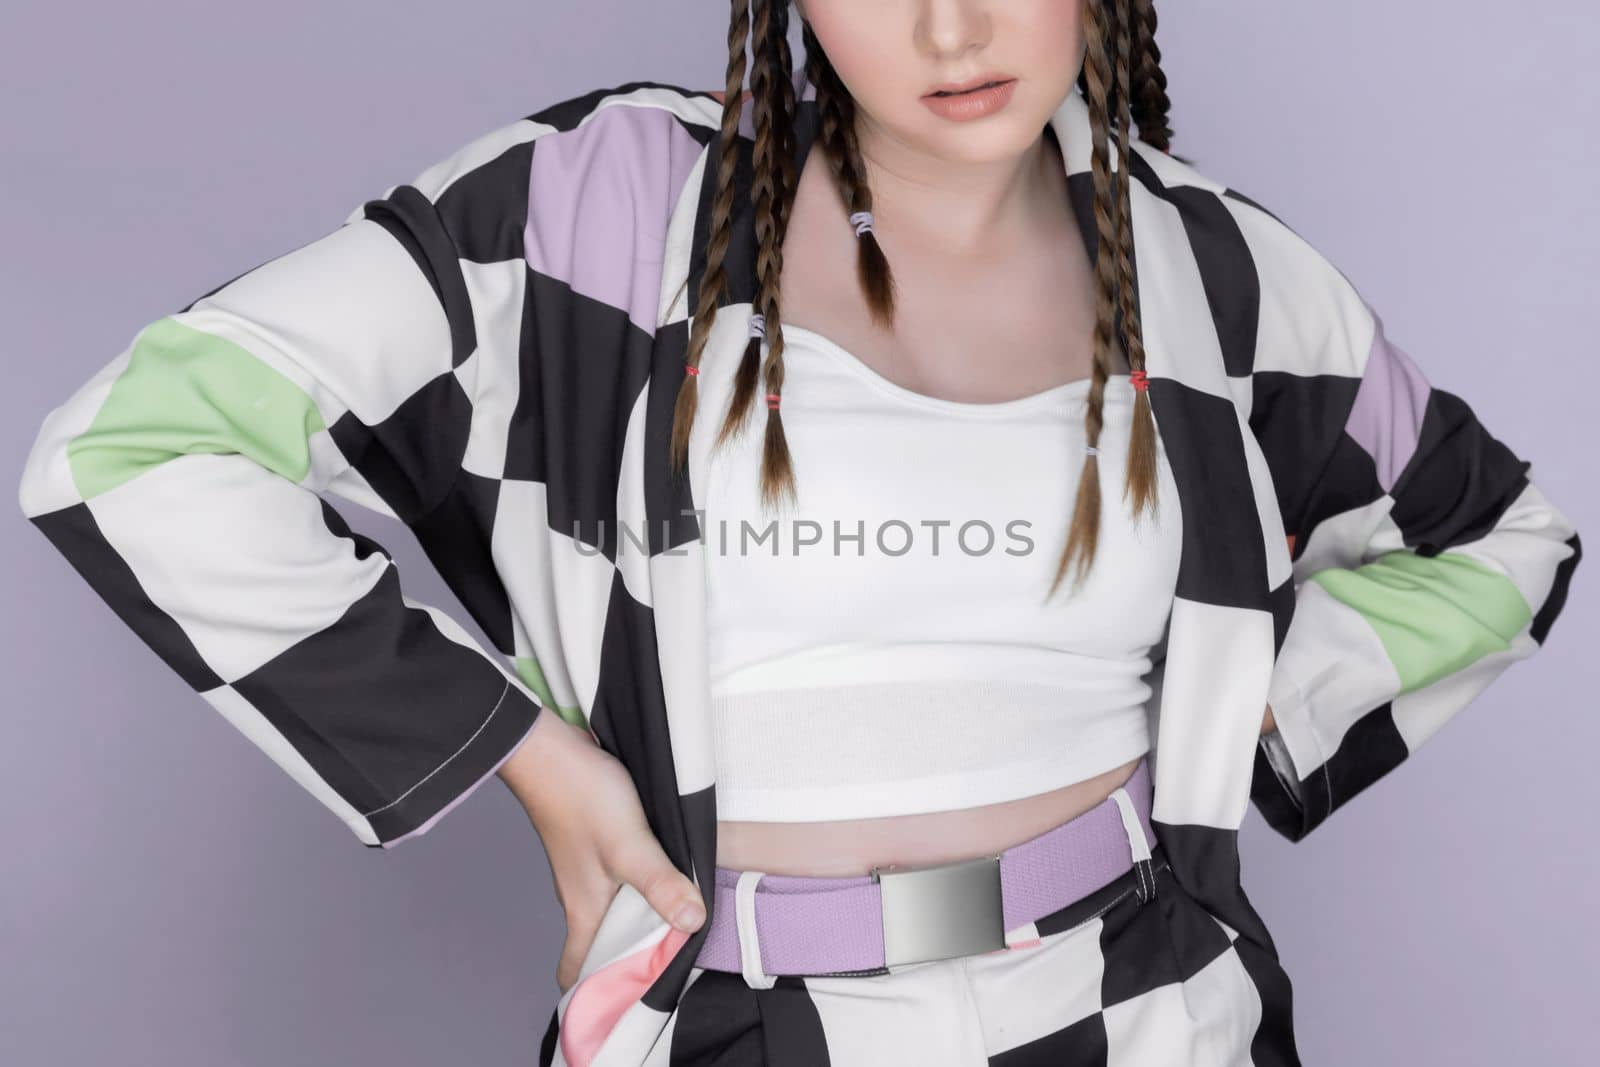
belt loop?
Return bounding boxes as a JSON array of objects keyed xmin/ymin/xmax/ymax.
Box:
[
  {"xmin": 735, "ymin": 870, "xmax": 779, "ymax": 989},
  {"xmin": 1110, "ymin": 786, "xmax": 1158, "ymax": 905}
]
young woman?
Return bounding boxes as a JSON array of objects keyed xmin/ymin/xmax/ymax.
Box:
[{"xmin": 18, "ymin": 1, "xmax": 1582, "ymax": 1064}]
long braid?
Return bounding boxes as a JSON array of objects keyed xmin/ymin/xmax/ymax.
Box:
[
  {"xmin": 669, "ymin": 0, "xmax": 751, "ymax": 481},
  {"xmin": 711, "ymin": 0, "xmax": 799, "ymax": 508},
  {"xmin": 712, "ymin": 0, "xmax": 775, "ymax": 448},
  {"xmin": 754, "ymin": 0, "xmax": 800, "ymax": 508},
  {"xmin": 800, "ymin": 20, "xmax": 896, "ymax": 326},
  {"xmin": 1052, "ymin": 0, "xmax": 1125, "ymax": 596},
  {"xmin": 1129, "ymin": 0, "xmax": 1173, "ymax": 152},
  {"xmin": 1111, "ymin": 0, "xmax": 1160, "ymax": 527}
]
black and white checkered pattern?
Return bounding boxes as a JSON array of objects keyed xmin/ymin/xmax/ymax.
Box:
[
  {"xmin": 19, "ymin": 73, "xmax": 1581, "ymax": 1065},
  {"xmin": 664, "ymin": 847, "xmax": 1282, "ymax": 1066}
]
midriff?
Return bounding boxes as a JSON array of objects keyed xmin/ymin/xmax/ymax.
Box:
[{"xmin": 713, "ymin": 753, "xmax": 1143, "ymax": 877}]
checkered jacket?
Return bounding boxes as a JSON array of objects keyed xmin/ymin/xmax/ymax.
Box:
[{"xmin": 18, "ymin": 79, "xmax": 1583, "ymax": 1063}]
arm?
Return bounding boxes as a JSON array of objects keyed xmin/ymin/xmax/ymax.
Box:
[
  {"xmin": 17, "ymin": 115, "xmax": 552, "ymax": 848},
  {"xmin": 1224, "ymin": 194, "xmax": 1583, "ymax": 842}
]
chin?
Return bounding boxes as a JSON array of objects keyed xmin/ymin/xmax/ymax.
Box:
[{"xmin": 913, "ymin": 111, "xmax": 1052, "ymax": 165}]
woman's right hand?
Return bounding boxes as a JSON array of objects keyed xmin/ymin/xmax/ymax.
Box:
[{"xmin": 497, "ymin": 710, "xmax": 707, "ymax": 995}]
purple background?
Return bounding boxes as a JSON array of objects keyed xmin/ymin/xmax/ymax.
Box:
[{"xmin": 4, "ymin": 2, "xmax": 1594, "ymax": 1063}]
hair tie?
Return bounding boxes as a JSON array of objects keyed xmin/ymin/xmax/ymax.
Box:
[
  {"xmin": 766, "ymin": 392, "xmax": 781, "ymax": 410},
  {"xmin": 1129, "ymin": 369, "xmax": 1149, "ymax": 392},
  {"xmin": 1084, "ymin": 445, "xmax": 1099, "ymax": 458},
  {"xmin": 748, "ymin": 313, "xmax": 766, "ymax": 340},
  {"xmin": 684, "ymin": 363, "xmax": 699, "ymax": 377},
  {"xmin": 848, "ymin": 210, "xmax": 875, "ymax": 237}
]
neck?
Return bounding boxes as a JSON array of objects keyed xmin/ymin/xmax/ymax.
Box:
[{"xmin": 847, "ymin": 113, "xmax": 1061, "ymax": 257}]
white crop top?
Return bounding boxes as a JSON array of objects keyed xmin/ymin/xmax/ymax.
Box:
[{"xmin": 702, "ymin": 323, "xmax": 1183, "ymax": 822}]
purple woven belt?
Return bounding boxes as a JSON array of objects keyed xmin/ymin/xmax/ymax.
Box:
[{"xmin": 695, "ymin": 757, "xmax": 1156, "ymax": 977}]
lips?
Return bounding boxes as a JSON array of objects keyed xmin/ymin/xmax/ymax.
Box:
[{"xmin": 926, "ymin": 75, "xmax": 1015, "ymax": 98}]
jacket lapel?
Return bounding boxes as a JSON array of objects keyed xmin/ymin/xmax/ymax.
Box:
[
  {"xmin": 1048, "ymin": 96, "xmax": 1293, "ymax": 936},
  {"xmin": 1049, "ymin": 92, "xmax": 1282, "ymax": 840}
]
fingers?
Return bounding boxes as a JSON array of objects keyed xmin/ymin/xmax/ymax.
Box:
[
  {"xmin": 553, "ymin": 846, "xmax": 703, "ymax": 995},
  {"xmin": 555, "ymin": 951, "xmax": 576, "ymax": 995},
  {"xmin": 555, "ymin": 898, "xmax": 607, "ymax": 994},
  {"xmin": 556, "ymin": 935, "xmax": 579, "ymax": 993},
  {"xmin": 608, "ymin": 831, "xmax": 706, "ymax": 933}
]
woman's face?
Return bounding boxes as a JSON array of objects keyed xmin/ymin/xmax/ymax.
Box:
[{"xmin": 795, "ymin": 0, "xmax": 1088, "ymax": 166}]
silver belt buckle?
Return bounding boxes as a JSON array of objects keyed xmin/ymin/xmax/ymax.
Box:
[{"xmin": 869, "ymin": 854, "xmax": 1006, "ymax": 968}]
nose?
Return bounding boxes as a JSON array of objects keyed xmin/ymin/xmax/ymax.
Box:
[{"xmin": 916, "ymin": 0, "xmax": 992, "ymax": 62}]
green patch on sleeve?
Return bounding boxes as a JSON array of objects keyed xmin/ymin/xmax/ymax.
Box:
[
  {"xmin": 69, "ymin": 316, "xmax": 326, "ymax": 500},
  {"xmin": 1310, "ymin": 549, "xmax": 1532, "ymax": 694}
]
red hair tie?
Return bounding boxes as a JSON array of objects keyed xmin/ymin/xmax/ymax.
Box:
[
  {"xmin": 684, "ymin": 363, "xmax": 699, "ymax": 377},
  {"xmin": 766, "ymin": 392, "xmax": 781, "ymax": 410},
  {"xmin": 1129, "ymin": 369, "xmax": 1149, "ymax": 392}
]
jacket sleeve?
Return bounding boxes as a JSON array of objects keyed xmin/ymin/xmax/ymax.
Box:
[
  {"xmin": 1226, "ymin": 192, "xmax": 1584, "ymax": 842},
  {"xmin": 17, "ymin": 115, "xmax": 554, "ymax": 848}
]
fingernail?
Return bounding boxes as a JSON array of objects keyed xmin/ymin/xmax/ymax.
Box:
[{"xmin": 672, "ymin": 900, "xmax": 705, "ymax": 931}]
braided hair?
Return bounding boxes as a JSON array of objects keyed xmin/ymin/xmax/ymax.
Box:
[{"xmin": 670, "ymin": 0, "xmax": 1177, "ymax": 597}]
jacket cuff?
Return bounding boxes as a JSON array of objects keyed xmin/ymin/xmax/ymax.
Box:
[
  {"xmin": 359, "ymin": 681, "xmax": 544, "ymax": 848},
  {"xmin": 1263, "ymin": 653, "xmax": 1327, "ymax": 794},
  {"xmin": 1251, "ymin": 653, "xmax": 1334, "ymax": 840}
]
